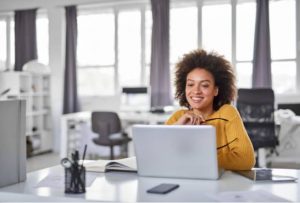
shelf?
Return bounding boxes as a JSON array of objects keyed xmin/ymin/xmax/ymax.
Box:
[
  {"xmin": 26, "ymin": 109, "xmax": 49, "ymax": 116},
  {"xmin": 26, "ymin": 129, "xmax": 51, "ymax": 137},
  {"xmin": 0, "ymin": 71, "xmax": 52, "ymax": 156}
]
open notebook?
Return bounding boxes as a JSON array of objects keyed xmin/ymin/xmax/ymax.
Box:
[{"xmin": 84, "ymin": 157, "xmax": 137, "ymax": 173}]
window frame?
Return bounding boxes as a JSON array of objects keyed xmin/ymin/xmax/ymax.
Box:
[
  {"xmin": 170, "ymin": 0, "xmax": 299, "ymax": 97},
  {"xmin": 77, "ymin": 4, "xmax": 151, "ymax": 97},
  {"xmin": 76, "ymin": 0, "xmax": 300, "ymax": 100}
]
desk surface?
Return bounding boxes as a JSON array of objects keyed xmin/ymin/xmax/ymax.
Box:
[{"xmin": 0, "ymin": 166, "xmax": 299, "ymax": 202}]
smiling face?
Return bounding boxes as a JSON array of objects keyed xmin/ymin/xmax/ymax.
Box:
[{"xmin": 185, "ymin": 68, "xmax": 219, "ymax": 112}]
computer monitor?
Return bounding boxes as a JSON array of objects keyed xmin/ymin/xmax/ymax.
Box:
[{"xmin": 120, "ymin": 86, "xmax": 151, "ymax": 112}]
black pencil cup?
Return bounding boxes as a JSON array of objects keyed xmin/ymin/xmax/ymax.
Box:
[{"xmin": 64, "ymin": 165, "xmax": 86, "ymax": 193}]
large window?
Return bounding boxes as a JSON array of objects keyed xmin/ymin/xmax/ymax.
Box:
[
  {"xmin": 235, "ymin": 0, "xmax": 296, "ymax": 93},
  {"xmin": 77, "ymin": 7, "xmax": 151, "ymax": 97},
  {"xmin": 36, "ymin": 13, "xmax": 49, "ymax": 65},
  {"xmin": 76, "ymin": 0, "xmax": 299, "ymax": 99},
  {"xmin": 235, "ymin": 1, "xmax": 256, "ymax": 88},
  {"xmin": 202, "ymin": 3, "xmax": 232, "ymax": 60},
  {"xmin": 170, "ymin": 5, "xmax": 197, "ymax": 94},
  {"xmin": 270, "ymin": 0, "xmax": 296, "ymax": 94},
  {"xmin": 0, "ymin": 12, "xmax": 49, "ymax": 71},
  {"xmin": 169, "ymin": 0, "xmax": 297, "ymax": 94},
  {"xmin": 118, "ymin": 10, "xmax": 141, "ymax": 87},
  {"xmin": 77, "ymin": 11, "xmax": 115, "ymax": 96}
]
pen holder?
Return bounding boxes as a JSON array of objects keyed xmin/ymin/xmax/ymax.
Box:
[{"xmin": 64, "ymin": 165, "xmax": 86, "ymax": 194}]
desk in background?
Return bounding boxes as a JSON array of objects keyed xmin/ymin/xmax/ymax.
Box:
[
  {"xmin": 60, "ymin": 111, "xmax": 172, "ymax": 158},
  {"xmin": 0, "ymin": 166, "xmax": 299, "ymax": 202}
]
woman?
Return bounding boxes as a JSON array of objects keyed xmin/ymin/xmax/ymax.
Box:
[{"xmin": 166, "ymin": 49, "xmax": 255, "ymax": 170}]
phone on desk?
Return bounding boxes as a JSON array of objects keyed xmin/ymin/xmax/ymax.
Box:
[{"xmin": 147, "ymin": 183, "xmax": 179, "ymax": 194}]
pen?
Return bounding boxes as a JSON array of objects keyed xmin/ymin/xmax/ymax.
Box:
[
  {"xmin": 74, "ymin": 150, "xmax": 79, "ymax": 164},
  {"xmin": 81, "ymin": 144, "xmax": 87, "ymax": 167}
]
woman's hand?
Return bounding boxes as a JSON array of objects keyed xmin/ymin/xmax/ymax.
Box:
[{"xmin": 174, "ymin": 110, "xmax": 205, "ymax": 125}]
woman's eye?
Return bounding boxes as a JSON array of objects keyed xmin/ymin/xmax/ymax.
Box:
[{"xmin": 186, "ymin": 83, "xmax": 193, "ymax": 87}]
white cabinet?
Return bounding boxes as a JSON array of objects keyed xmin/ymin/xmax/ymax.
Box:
[{"xmin": 0, "ymin": 71, "xmax": 52, "ymax": 155}]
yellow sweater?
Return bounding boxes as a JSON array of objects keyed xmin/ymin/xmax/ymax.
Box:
[{"xmin": 165, "ymin": 104, "xmax": 255, "ymax": 170}]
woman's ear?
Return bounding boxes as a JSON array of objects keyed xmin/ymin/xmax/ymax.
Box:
[{"xmin": 214, "ymin": 87, "xmax": 219, "ymax": 96}]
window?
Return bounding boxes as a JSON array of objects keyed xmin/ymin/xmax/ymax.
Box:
[
  {"xmin": 36, "ymin": 13, "xmax": 49, "ymax": 65},
  {"xmin": 202, "ymin": 3, "xmax": 232, "ymax": 60},
  {"xmin": 270, "ymin": 0, "xmax": 296, "ymax": 93},
  {"xmin": 235, "ymin": 0, "xmax": 297, "ymax": 93},
  {"xmin": 272, "ymin": 61, "xmax": 296, "ymax": 93},
  {"xmin": 77, "ymin": 11, "xmax": 115, "ymax": 96},
  {"xmin": 236, "ymin": 1, "xmax": 256, "ymax": 88},
  {"xmin": 145, "ymin": 10, "xmax": 152, "ymax": 85},
  {"xmin": 170, "ymin": 6, "xmax": 197, "ymax": 64},
  {"xmin": 77, "ymin": 12, "xmax": 115, "ymax": 66},
  {"xmin": 0, "ymin": 14, "xmax": 14, "ymax": 71},
  {"xmin": 0, "ymin": 12, "xmax": 48, "ymax": 71},
  {"xmin": 0, "ymin": 19, "xmax": 6, "ymax": 70},
  {"xmin": 76, "ymin": 0, "xmax": 299, "ymax": 99},
  {"xmin": 118, "ymin": 10, "xmax": 141, "ymax": 87},
  {"xmin": 170, "ymin": 6, "xmax": 197, "ymax": 94},
  {"xmin": 169, "ymin": 0, "xmax": 297, "ymax": 94},
  {"xmin": 77, "ymin": 6, "xmax": 151, "ymax": 97}
]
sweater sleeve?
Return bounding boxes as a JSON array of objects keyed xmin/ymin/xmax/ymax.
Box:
[
  {"xmin": 165, "ymin": 110, "xmax": 185, "ymax": 125},
  {"xmin": 218, "ymin": 109, "xmax": 256, "ymax": 170}
]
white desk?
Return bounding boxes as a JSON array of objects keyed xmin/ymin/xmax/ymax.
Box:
[
  {"xmin": 60, "ymin": 111, "xmax": 172, "ymax": 158},
  {"xmin": 0, "ymin": 166, "xmax": 299, "ymax": 202}
]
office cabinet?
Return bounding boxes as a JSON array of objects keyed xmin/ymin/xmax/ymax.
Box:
[
  {"xmin": 0, "ymin": 71, "xmax": 52, "ymax": 155},
  {"xmin": 0, "ymin": 100, "xmax": 26, "ymax": 187}
]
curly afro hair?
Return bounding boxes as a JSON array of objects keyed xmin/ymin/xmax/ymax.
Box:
[{"xmin": 174, "ymin": 49, "xmax": 236, "ymax": 110}]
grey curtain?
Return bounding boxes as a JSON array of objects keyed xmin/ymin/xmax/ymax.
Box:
[
  {"xmin": 14, "ymin": 9, "xmax": 37, "ymax": 71},
  {"xmin": 150, "ymin": 0, "xmax": 172, "ymax": 107},
  {"xmin": 252, "ymin": 0, "xmax": 272, "ymax": 88},
  {"xmin": 63, "ymin": 6, "xmax": 80, "ymax": 114}
]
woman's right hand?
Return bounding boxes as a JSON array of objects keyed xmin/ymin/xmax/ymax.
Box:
[{"xmin": 174, "ymin": 111, "xmax": 205, "ymax": 125}]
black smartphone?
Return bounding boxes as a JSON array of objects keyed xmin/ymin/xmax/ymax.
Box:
[{"xmin": 147, "ymin": 183, "xmax": 179, "ymax": 194}]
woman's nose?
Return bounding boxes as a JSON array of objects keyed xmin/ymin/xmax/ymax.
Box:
[{"xmin": 192, "ymin": 85, "xmax": 202, "ymax": 93}]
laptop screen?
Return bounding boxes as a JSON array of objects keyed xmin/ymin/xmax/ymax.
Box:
[{"xmin": 132, "ymin": 125, "xmax": 221, "ymax": 180}]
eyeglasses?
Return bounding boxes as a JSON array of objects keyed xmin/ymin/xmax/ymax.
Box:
[
  {"xmin": 203, "ymin": 117, "xmax": 229, "ymax": 123},
  {"xmin": 201, "ymin": 117, "xmax": 237, "ymax": 150},
  {"xmin": 217, "ymin": 138, "xmax": 238, "ymax": 150}
]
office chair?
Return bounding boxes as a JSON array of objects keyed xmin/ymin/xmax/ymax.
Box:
[
  {"xmin": 91, "ymin": 112, "xmax": 132, "ymax": 160},
  {"xmin": 236, "ymin": 88, "xmax": 278, "ymax": 165},
  {"xmin": 278, "ymin": 103, "xmax": 300, "ymax": 116}
]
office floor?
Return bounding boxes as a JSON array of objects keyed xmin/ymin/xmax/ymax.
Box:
[{"xmin": 27, "ymin": 152, "xmax": 60, "ymax": 173}]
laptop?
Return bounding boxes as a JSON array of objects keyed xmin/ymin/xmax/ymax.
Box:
[{"xmin": 132, "ymin": 125, "xmax": 222, "ymax": 180}]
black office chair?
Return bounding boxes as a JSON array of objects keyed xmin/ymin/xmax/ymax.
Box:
[
  {"xmin": 277, "ymin": 103, "xmax": 300, "ymax": 116},
  {"xmin": 91, "ymin": 112, "xmax": 132, "ymax": 160},
  {"xmin": 236, "ymin": 88, "xmax": 278, "ymax": 164}
]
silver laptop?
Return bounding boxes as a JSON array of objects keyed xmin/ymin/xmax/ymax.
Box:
[{"xmin": 132, "ymin": 125, "xmax": 221, "ymax": 180}]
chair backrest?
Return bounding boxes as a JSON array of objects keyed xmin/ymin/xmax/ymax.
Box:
[
  {"xmin": 278, "ymin": 103, "xmax": 300, "ymax": 115},
  {"xmin": 236, "ymin": 88, "xmax": 278, "ymax": 150},
  {"xmin": 91, "ymin": 112, "xmax": 122, "ymax": 140}
]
